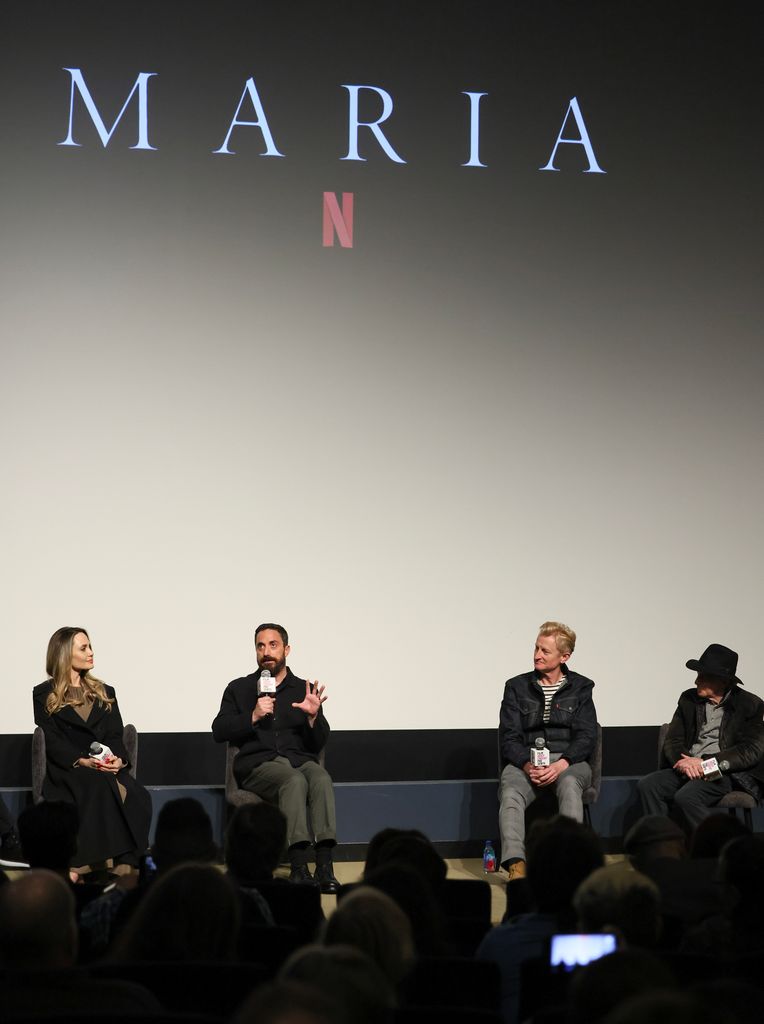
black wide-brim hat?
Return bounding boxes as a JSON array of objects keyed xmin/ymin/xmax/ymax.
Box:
[{"xmin": 686, "ymin": 643, "xmax": 742, "ymax": 686}]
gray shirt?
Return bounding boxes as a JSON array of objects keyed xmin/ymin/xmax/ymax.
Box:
[{"xmin": 690, "ymin": 694, "xmax": 728, "ymax": 759}]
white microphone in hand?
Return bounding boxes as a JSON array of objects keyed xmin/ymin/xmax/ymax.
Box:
[
  {"xmin": 530, "ymin": 736, "xmax": 550, "ymax": 767},
  {"xmin": 258, "ymin": 669, "xmax": 276, "ymax": 713},
  {"xmin": 89, "ymin": 741, "xmax": 114, "ymax": 763}
]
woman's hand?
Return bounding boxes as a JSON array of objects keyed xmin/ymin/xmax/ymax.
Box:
[
  {"xmin": 77, "ymin": 757, "xmax": 101, "ymax": 769},
  {"xmin": 76, "ymin": 755, "xmax": 125, "ymax": 772}
]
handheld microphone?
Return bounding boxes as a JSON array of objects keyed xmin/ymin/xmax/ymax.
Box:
[
  {"xmin": 89, "ymin": 741, "xmax": 114, "ymax": 763},
  {"xmin": 258, "ymin": 669, "xmax": 276, "ymax": 698},
  {"xmin": 702, "ymin": 757, "xmax": 722, "ymax": 781},
  {"xmin": 530, "ymin": 736, "xmax": 551, "ymax": 767}
]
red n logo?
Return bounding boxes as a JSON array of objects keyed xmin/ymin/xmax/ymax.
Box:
[{"xmin": 323, "ymin": 192, "xmax": 354, "ymax": 247}]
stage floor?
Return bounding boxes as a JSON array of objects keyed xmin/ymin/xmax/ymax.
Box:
[
  {"xmin": 274, "ymin": 858, "xmax": 509, "ymax": 924},
  {"xmin": 301, "ymin": 854, "xmax": 624, "ymax": 924}
]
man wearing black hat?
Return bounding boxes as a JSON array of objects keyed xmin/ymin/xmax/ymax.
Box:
[{"xmin": 638, "ymin": 644, "xmax": 764, "ymax": 829}]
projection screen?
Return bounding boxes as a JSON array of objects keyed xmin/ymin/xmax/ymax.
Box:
[{"xmin": 1, "ymin": 1, "xmax": 762, "ymax": 734}]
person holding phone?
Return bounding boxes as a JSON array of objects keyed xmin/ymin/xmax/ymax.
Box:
[{"xmin": 32, "ymin": 626, "xmax": 152, "ymax": 874}]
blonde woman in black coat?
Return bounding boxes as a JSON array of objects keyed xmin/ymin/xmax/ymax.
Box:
[{"xmin": 33, "ymin": 626, "xmax": 151, "ymax": 874}]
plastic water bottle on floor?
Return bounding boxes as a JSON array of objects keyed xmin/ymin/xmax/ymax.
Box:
[{"xmin": 483, "ymin": 840, "xmax": 497, "ymax": 873}]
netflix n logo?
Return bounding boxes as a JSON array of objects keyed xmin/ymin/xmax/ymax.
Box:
[{"xmin": 323, "ymin": 192, "xmax": 354, "ymax": 248}]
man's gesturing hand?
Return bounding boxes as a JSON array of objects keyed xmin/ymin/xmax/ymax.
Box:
[{"xmin": 292, "ymin": 680, "xmax": 328, "ymax": 725}]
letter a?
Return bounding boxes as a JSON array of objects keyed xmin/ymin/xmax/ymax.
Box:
[
  {"xmin": 323, "ymin": 192, "xmax": 354, "ymax": 248},
  {"xmin": 59, "ymin": 69, "xmax": 157, "ymax": 150},
  {"xmin": 539, "ymin": 97, "xmax": 606, "ymax": 173},
  {"xmin": 213, "ymin": 78, "xmax": 284, "ymax": 156}
]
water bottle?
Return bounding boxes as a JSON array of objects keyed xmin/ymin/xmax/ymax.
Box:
[{"xmin": 483, "ymin": 840, "xmax": 497, "ymax": 873}]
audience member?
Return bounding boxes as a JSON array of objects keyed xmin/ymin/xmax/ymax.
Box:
[
  {"xmin": 0, "ymin": 869, "xmax": 160, "ymax": 1016},
  {"xmin": 623, "ymin": 815, "xmax": 686, "ymax": 865},
  {"xmin": 323, "ymin": 885, "xmax": 415, "ymax": 986},
  {"xmin": 226, "ymin": 802, "xmax": 288, "ymax": 883},
  {"xmin": 689, "ymin": 978, "xmax": 763, "ymax": 1024},
  {"xmin": 362, "ymin": 861, "xmax": 450, "ymax": 956},
  {"xmin": 476, "ymin": 815, "xmax": 603, "ymax": 1024},
  {"xmin": 681, "ymin": 834, "xmax": 764, "ymax": 957},
  {"xmin": 280, "ymin": 943, "xmax": 396, "ymax": 1024},
  {"xmin": 17, "ymin": 800, "xmax": 79, "ymax": 875},
  {"xmin": 18, "ymin": 800, "xmax": 108, "ymax": 921},
  {"xmin": 363, "ymin": 828, "xmax": 447, "ymax": 890},
  {"xmin": 226, "ymin": 802, "xmax": 323, "ymax": 940},
  {"xmin": 111, "ymin": 861, "xmax": 241, "ymax": 962},
  {"xmin": 573, "ymin": 863, "xmax": 662, "ymax": 949},
  {"xmin": 688, "ymin": 813, "xmax": 748, "ymax": 860},
  {"xmin": 624, "ymin": 814, "xmax": 720, "ymax": 938},
  {"xmin": 569, "ymin": 949, "xmax": 676, "ymax": 1024},
  {"xmin": 79, "ymin": 795, "xmax": 221, "ymax": 957},
  {"xmin": 234, "ymin": 979, "xmax": 346, "ymax": 1024},
  {"xmin": 0, "ymin": 868, "xmax": 77, "ymax": 968},
  {"xmin": 603, "ymin": 990, "xmax": 703, "ymax": 1024}
]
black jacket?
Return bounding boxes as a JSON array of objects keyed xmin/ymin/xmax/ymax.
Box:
[
  {"xmin": 211, "ymin": 668, "xmax": 329, "ymax": 786},
  {"xmin": 662, "ymin": 685, "xmax": 764, "ymax": 784},
  {"xmin": 32, "ymin": 681, "xmax": 152, "ymax": 865},
  {"xmin": 499, "ymin": 667, "xmax": 597, "ymax": 770}
]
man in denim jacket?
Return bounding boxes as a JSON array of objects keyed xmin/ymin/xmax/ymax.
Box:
[{"xmin": 498, "ymin": 621, "xmax": 598, "ymax": 877}]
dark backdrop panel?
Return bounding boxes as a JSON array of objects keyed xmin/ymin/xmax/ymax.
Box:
[{"xmin": 0, "ymin": 725, "xmax": 658, "ymax": 787}]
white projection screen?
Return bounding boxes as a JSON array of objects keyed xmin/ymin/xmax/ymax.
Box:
[{"xmin": 2, "ymin": 1, "xmax": 762, "ymax": 735}]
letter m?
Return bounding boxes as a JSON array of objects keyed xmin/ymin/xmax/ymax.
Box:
[
  {"xmin": 59, "ymin": 68, "xmax": 157, "ymax": 150},
  {"xmin": 323, "ymin": 192, "xmax": 354, "ymax": 248}
]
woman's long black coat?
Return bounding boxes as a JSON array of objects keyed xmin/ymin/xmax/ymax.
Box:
[{"xmin": 32, "ymin": 681, "xmax": 152, "ymax": 866}]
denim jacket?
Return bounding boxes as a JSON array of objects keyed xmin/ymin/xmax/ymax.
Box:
[{"xmin": 499, "ymin": 667, "xmax": 597, "ymax": 770}]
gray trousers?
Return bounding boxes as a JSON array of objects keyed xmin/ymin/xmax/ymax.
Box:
[
  {"xmin": 242, "ymin": 756, "xmax": 337, "ymax": 848},
  {"xmin": 498, "ymin": 760, "xmax": 592, "ymax": 864}
]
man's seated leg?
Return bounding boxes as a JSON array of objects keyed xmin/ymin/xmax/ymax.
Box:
[
  {"xmin": 498, "ymin": 763, "xmax": 536, "ymax": 876},
  {"xmin": 554, "ymin": 761, "xmax": 592, "ymax": 823},
  {"xmin": 637, "ymin": 769, "xmax": 685, "ymax": 818},
  {"xmin": 299, "ymin": 760, "xmax": 339, "ymax": 894},
  {"xmin": 242, "ymin": 756, "xmax": 316, "ymax": 885},
  {"xmin": 673, "ymin": 775, "xmax": 734, "ymax": 833}
]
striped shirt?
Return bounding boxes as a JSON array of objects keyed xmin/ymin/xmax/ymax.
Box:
[{"xmin": 540, "ymin": 681, "xmax": 565, "ymax": 723}]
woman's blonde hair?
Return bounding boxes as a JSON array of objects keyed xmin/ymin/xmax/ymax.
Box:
[{"xmin": 44, "ymin": 626, "xmax": 114, "ymax": 715}]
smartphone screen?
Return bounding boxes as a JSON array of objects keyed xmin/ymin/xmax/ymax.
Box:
[
  {"xmin": 549, "ymin": 933, "xmax": 617, "ymax": 971},
  {"xmin": 138, "ymin": 853, "xmax": 157, "ymax": 883}
]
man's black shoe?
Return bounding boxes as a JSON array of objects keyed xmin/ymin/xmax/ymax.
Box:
[
  {"xmin": 315, "ymin": 863, "xmax": 340, "ymax": 895},
  {"xmin": 289, "ymin": 864, "xmax": 319, "ymax": 886},
  {"xmin": 0, "ymin": 829, "xmax": 27, "ymax": 868}
]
